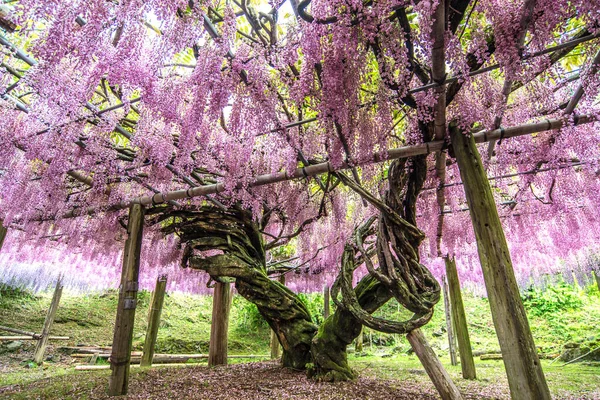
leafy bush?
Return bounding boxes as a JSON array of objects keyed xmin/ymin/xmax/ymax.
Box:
[{"xmin": 521, "ymin": 281, "xmax": 583, "ymax": 317}]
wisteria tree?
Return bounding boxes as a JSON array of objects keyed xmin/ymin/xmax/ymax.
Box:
[{"xmin": 1, "ymin": 0, "xmax": 600, "ymax": 399}]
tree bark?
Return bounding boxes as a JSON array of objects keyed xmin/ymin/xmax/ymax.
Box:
[
  {"xmin": 108, "ymin": 204, "xmax": 145, "ymax": 396},
  {"xmin": 309, "ymin": 274, "xmax": 392, "ymax": 381},
  {"xmin": 450, "ymin": 125, "xmax": 551, "ymax": 400},
  {"xmin": 140, "ymin": 275, "xmax": 167, "ymax": 367},
  {"xmin": 270, "ymin": 329, "xmax": 280, "ymax": 360},
  {"xmin": 594, "ymin": 270, "xmax": 600, "ymax": 293},
  {"xmin": 355, "ymin": 327, "xmax": 363, "ymax": 353},
  {"xmin": 33, "ymin": 276, "xmax": 63, "ymax": 364},
  {"xmin": 445, "ymin": 257, "xmax": 476, "ymax": 379},
  {"xmin": 442, "ymin": 275, "xmax": 458, "ymax": 366},
  {"xmin": 208, "ymin": 281, "xmax": 232, "ymax": 366}
]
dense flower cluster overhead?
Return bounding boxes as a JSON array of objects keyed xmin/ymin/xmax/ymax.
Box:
[{"xmin": 1, "ymin": 0, "xmax": 600, "ymax": 293}]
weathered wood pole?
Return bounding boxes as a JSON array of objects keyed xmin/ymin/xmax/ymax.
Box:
[
  {"xmin": 444, "ymin": 257, "xmax": 476, "ymax": 379},
  {"xmin": 407, "ymin": 329, "xmax": 463, "ymax": 400},
  {"xmin": 140, "ymin": 275, "xmax": 168, "ymax": 367},
  {"xmin": 208, "ymin": 281, "xmax": 232, "ymax": 366},
  {"xmin": 108, "ymin": 203, "xmax": 145, "ymax": 396},
  {"xmin": 355, "ymin": 327, "xmax": 363, "ymax": 352},
  {"xmin": 593, "ymin": 270, "xmax": 600, "ymax": 293},
  {"xmin": 323, "ymin": 284, "xmax": 330, "ymax": 319},
  {"xmin": 442, "ymin": 275, "xmax": 458, "ymax": 366},
  {"xmin": 33, "ymin": 275, "xmax": 63, "ymax": 364},
  {"xmin": 269, "ymin": 274, "xmax": 285, "ymax": 360},
  {"xmin": 0, "ymin": 221, "xmax": 7, "ymax": 251},
  {"xmin": 450, "ymin": 125, "xmax": 551, "ymax": 400}
]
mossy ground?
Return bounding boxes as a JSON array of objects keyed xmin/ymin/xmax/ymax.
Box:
[{"xmin": 0, "ymin": 281, "xmax": 599, "ymax": 399}]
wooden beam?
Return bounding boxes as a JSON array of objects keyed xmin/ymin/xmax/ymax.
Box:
[
  {"xmin": 442, "ymin": 275, "xmax": 458, "ymax": 366},
  {"xmin": 407, "ymin": 329, "xmax": 463, "ymax": 400},
  {"xmin": 140, "ymin": 275, "xmax": 167, "ymax": 368},
  {"xmin": 323, "ymin": 284, "xmax": 330, "ymax": 319},
  {"xmin": 445, "ymin": 257, "xmax": 476, "ymax": 379},
  {"xmin": 0, "ymin": 221, "xmax": 7, "ymax": 251},
  {"xmin": 208, "ymin": 281, "xmax": 232, "ymax": 366},
  {"xmin": 33, "ymin": 276, "xmax": 63, "ymax": 364},
  {"xmin": 108, "ymin": 203, "xmax": 145, "ymax": 396},
  {"xmin": 450, "ymin": 125, "xmax": 551, "ymax": 400},
  {"xmin": 58, "ymin": 113, "xmax": 598, "ymax": 220}
]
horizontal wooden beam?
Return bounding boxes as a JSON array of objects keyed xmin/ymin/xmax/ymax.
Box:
[{"xmin": 55, "ymin": 113, "xmax": 597, "ymax": 220}]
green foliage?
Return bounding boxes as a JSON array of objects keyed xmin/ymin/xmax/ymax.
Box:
[
  {"xmin": 521, "ymin": 281, "xmax": 584, "ymax": 317},
  {"xmin": 297, "ymin": 292, "xmax": 326, "ymax": 324}
]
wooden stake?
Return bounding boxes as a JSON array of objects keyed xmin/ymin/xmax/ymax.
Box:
[
  {"xmin": 270, "ymin": 329, "xmax": 280, "ymax": 360},
  {"xmin": 108, "ymin": 203, "xmax": 145, "ymax": 396},
  {"xmin": 33, "ymin": 276, "xmax": 63, "ymax": 362},
  {"xmin": 355, "ymin": 327, "xmax": 363, "ymax": 353},
  {"xmin": 323, "ymin": 284, "xmax": 330, "ymax": 319},
  {"xmin": 140, "ymin": 275, "xmax": 167, "ymax": 367},
  {"xmin": 442, "ymin": 275, "xmax": 458, "ymax": 366},
  {"xmin": 33, "ymin": 275, "xmax": 63, "ymax": 364},
  {"xmin": 208, "ymin": 281, "xmax": 232, "ymax": 366},
  {"xmin": 451, "ymin": 126, "xmax": 551, "ymax": 400},
  {"xmin": 0, "ymin": 221, "xmax": 7, "ymax": 251},
  {"xmin": 407, "ymin": 329, "xmax": 463, "ymax": 400},
  {"xmin": 445, "ymin": 257, "xmax": 476, "ymax": 379}
]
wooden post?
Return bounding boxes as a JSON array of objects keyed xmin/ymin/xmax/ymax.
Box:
[
  {"xmin": 450, "ymin": 126, "xmax": 551, "ymax": 400},
  {"xmin": 445, "ymin": 257, "xmax": 476, "ymax": 379},
  {"xmin": 108, "ymin": 204, "xmax": 144, "ymax": 396},
  {"xmin": 593, "ymin": 270, "xmax": 600, "ymax": 293},
  {"xmin": 33, "ymin": 276, "xmax": 63, "ymax": 364},
  {"xmin": 270, "ymin": 329, "xmax": 280, "ymax": 360},
  {"xmin": 442, "ymin": 275, "xmax": 458, "ymax": 366},
  {"xmin": 323, "ymin": 284, "xmax": 330, "ymax": 319},
  {"xmin": 407, "ymin": 329, "xmax": 463, "ymax": 400},
  {"xmin": 355, "ymin": 327, "xmax": 363, "ymax": 352},
  {"xmin": 140, "ymin": 275, "xmax": 167, "ymax": 367},
  {"xmin": 270, "ymin": 274, "xmax": 285, "ymax": 361},
  {"xmin": 0, "ymin": 221, "xmax": 7, "ymax": 251},
  {"xmin": 208, "ymin": 281, "xmax": 232, "ymax": 366}
]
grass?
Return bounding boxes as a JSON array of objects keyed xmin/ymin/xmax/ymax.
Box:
[{"xmin": 0, "ymin": 281, "xmax": 599, "ymax": 399}]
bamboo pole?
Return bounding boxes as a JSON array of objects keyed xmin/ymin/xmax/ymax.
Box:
[
  {"xmin": 450, "ymin": 125, "xmax": 551, "ymax": 400},
  {"xmin": 33, "ymin": 275, "xmax": 63, "ymax": 364},
  {"xmin": 140, "ymin": 275, "xmax": 168, "ymax": 368},
  {"xmin": 442, "ymin": 276, "xmax": 458, "ymax": 366},
  {"xmin": 55, "ymin": 113, "xmax": 597, "ymax": 220},
  {"xmin": 208, "ymin": 281, "xmax": 232, "ymax": 366},
  {"xmin": 407, "ymin": 329, "xmax": 463, "ymax": 400},
  {"xmin": 108, "ymin": 203, "xmax": 145, "ymax": 397},
  {"xmin": 444, "ymin": 257, "xmax": 476, "ymax": 379}
]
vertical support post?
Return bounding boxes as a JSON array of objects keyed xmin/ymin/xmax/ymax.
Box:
[
  {"xmin": 33, "ymin": 275, "xmax": 63, "ymax": 364},
  {"xmin": 355, "ymin": 327, "xmax": 363, "ymax": 352},
  {"xmin": 445, "ymin": 257, "xmax": 476, "ymax": 379},
  {"xmin": 208, "ymin": 281, "xmax": 232, "ymax": 366},
  {"xmin": 593, "ymin": 270, "xmax": 600, "ymax": 293},
  {"xmin": 323, "ymin": 284, "xmax": 330, "ymax": 319},
  {"xmin": 270, "ymin": 329, "xmax": 280, "ymax": 360},
  {"xmin": 108, "ymin": 203, "xmax": 144, "ymax": 396},
  {"xmin": 442, "ymin": 275, "xmax": 458, "ymax": 366},
  {"xmin": 270, "ymin": 274, "xmax": 285, "ymax": 361},
  {"xmin": 0, "ymin": 221, "xmax": 7, "ymax": 251},
  {"xmin": 140, "ymin": 275, "xmax": 168, "ymax": 367},
  {"xmin": 451, "ymin": 126, "xmax": 551, "ymax": 400},
  {"xmin": 407, "ymin": 329, "xmax": 463, "ymax": 400}
]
